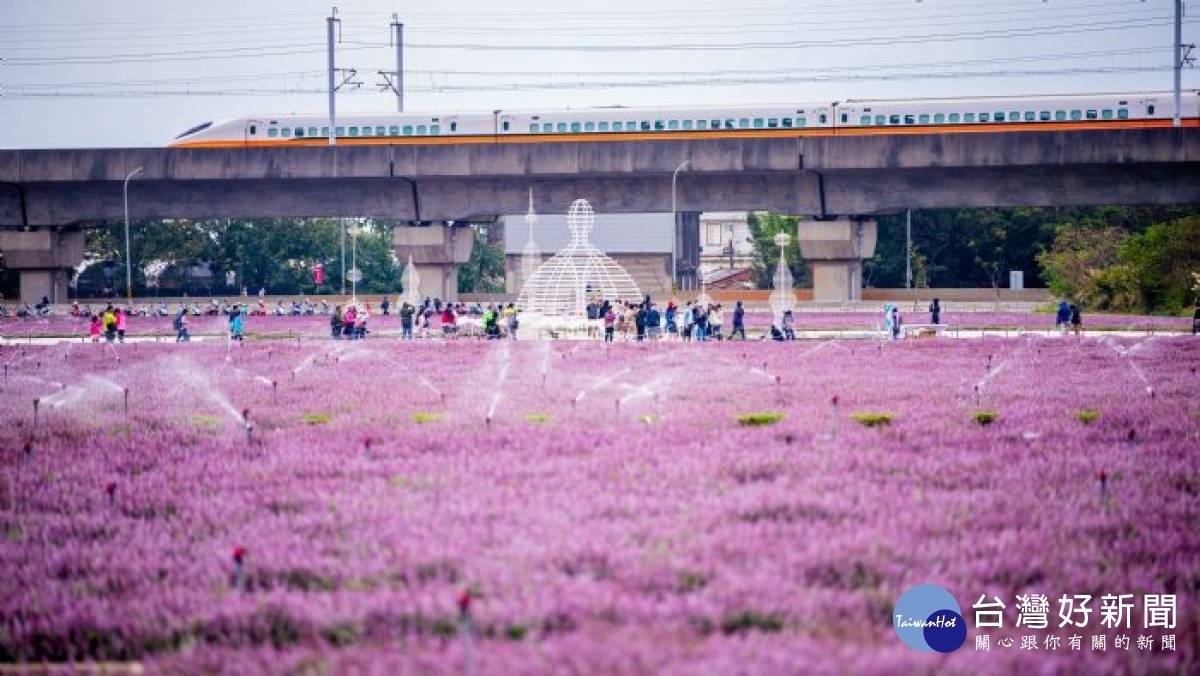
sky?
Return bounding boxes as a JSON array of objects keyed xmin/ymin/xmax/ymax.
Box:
[{"xmin": 1, "ymin": 0, "xmax": 1195, "ymax": 148}]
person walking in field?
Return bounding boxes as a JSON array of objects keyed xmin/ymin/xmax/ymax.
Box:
[
  {"xmin": 229, "ymin": 308, "xmax": 245, "ymax": 342},
  {"xmin": 1055, "ymin": 301, "xmax": 1071, "ymax": 336},
  {"xmin": 115, "ymin": 307, "xmax": 128, "ymax": 343},
  {"xmin": 102, "ymin": 306, "xmax": 117, "ymax": 343},
  {"xmin": 173, "ymin": 310, "xmax": 190, "ymax": 343},
  {"xmin": 89, "ymin": 314, "xmax": 102, "ymax": 343},
  {"xmin": 1070, "ymin": 304, "xmax": 1082, "ymax": 337},
  {"xmin": 399, "ymin": 301, "xmax": 415, "ymax": 340},
  {"xmin": 929, "ymin": 298, "xmax": 941, "ymax": 325},
  {"xmin": 730, "ymin": 301, "xmax": 746, "ymax": 340}
]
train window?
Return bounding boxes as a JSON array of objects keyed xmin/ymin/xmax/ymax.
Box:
[
  {"xmin": 294, "ymin": 128, "xmax": 304, "ymax": 138},
  {"xmin": 336, "ymin": 126, "xmax": 345, "ymax": 136},
  {"xmin": 321, "ymin": 126, "xmax": 330, "ymax": 136},
  {"xmin": 585, "ymin": 122, "xmax": 595, "ymax": 131},
  {"xmin": 542, "ymin": 123, "xmax": 552, "ymax": 132},
  {"xmin": 818, "ymin": 114, "xmax": 827, "ymax": 124},
  {"xmin": 557, "ymin": 123, "xmax": 567, "ymax": 132},
  {"xmin": 1054, "ymin": 111, "xmax": 1066, "ymax": 121},
  {"xmin": 1101, "ymin": 109, "xmax": 1113, "ymax": 120},
  {"xmin": 655, "ymin": 121, "xmax": 665, "ymax": 130},
  {"xmin": 934, "ymin": 113, "xmax": 945, "ymax": 124},
  {"xmin": 903, "ymin": 115, "xmax": 915, "ymax": 125},
  {"xmin": 416, "ymin": 125, "xmax": 427, "ymax": 135},
  {"xmin": 389, "ymin": 126, "xmax": 399, "ymax": 135},
  {"xmin": 839, "ymin": 114, "xmax": 847, "ymax": 124},
  {"xmin": 875, "ymin": 115, "xmax": 886, "ymax": 125},
  {"xmin": 764, "ymin": 118, "xmax": 775, "ymax": 128},
  {"xmin": 963, "ymin": 113, "xmax": 974, "ymax": 122},
  {"xmin": 609, "ymin": 122, "xmax": 620, "ymax": 131},
  {"xmin": 431, "ymin": 125, "xmax": 440, "ymax": 134},
  {"xmin": 267, "ymin": 128, "xmax": 278, "ymax": 138},
  {"xmin": 751, "ymin": 118, "xmax": 761, "ymax": 128},
  {"xmin": 308, "ymin": 127, "xmax": 319, "ymax": 137},
  {"xmin": 918, "ymin": 114, "xmax": 930, "ymax": 124},
  {"xmin": 948, "ymin": 113, "xmax": 959, "ymax": 123},
  {"xmin": 403, "ymin": 125, "xmax": 413, "ymax": 135},
  {"xmin": 993, "ymin": 112, "xmax": 1005, "ymax": 122},
  {"xmin": 668, "ymin": 120, "xmax": 679, "ymax": 130},
  {"xmin": 682, "ymin": 120, "xmax": 693, "ymax": 130},
  {"xmin": 639, "ymin": 121, "xmax": 650, "ymax": 131},
  {"xmin": 888, "ymin": 115, "xmax": 900, "ymax": 125},
  {"xmin": 348, "ymin": 127, "xmax": 358, "ymax": 137},
  {"xmin": 1070, "ymin": 110, "xmax": 1082, "ymax": 121},
  {"xmin": 860, "ymin": 116, "xmax": 872, "ymax": 125},
  {"xmin": 361, "ymin": 127, "xmax": 372, "ymax": 137},
  {"xmin": 249, "ymin": 125, "xmax": 258, "ymax": 135},
  {"xmin": 282, "ymin": 128, "xmax": 292, "ymax": 138},
  {"xmin": 376, "ymin": 126, "xmax": 386, "ymax": 135},
  {"xmin": 1025, "ymin": 111, "xmax": 1036, "ymax": 122},
  {"xmin": 1086, "ymin": 110, "xmax": 1098, "ymax": 120},
  {"xmin": 448, "ymin": 123, "xmax": 456, "ymax": 132},
  {"xmin": 501, "ymin": 121, "xmax": 510, "ymax": 131},
  {"xmin": 780, "ymin": 118, "xmax": 791, "ymax": 128},
  {"xmin": 979, "ymin": 113, "xmax": 990, "ymax": 122},
  {"xmin": 696, "ymin": 120, "xmax": 707, "ymax": 129},
  {"xmin": 597, "ymin": 122, "xmax": 609, "ymax": 131},
  {"xmin": 795, "ymin": 117, "xmax": 806, "ymax": 127},
  {"xmin": 1038, "ymin": 111, "xmax": 1050, "ymax": 122},
  {"xmin": 725, "ymin": 119, "xmax": 736, "ymax": 129},
  {"xmin": 736, "ymin": 118, "xmax": 747, "ymax": 128},
  {"xmin": 1147, "ymin": 105, "xmax": 1156, "ymax": 115},
  {"xmin": 571, "ymin": 122, "xmax": 581, "ymax": 132},
  {"xmin": 529, "ymin": 124, "xmax": 538, "ymax": 133},
  {"xmin": 1117, "ymin": 108, "xmax": 1129, "ymax": 119}
]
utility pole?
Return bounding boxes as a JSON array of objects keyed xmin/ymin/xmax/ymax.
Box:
[
  {"xmin": 1174, "ymin": 0, "xmax": 1194, "ymax": 127},
  {"xmin": 327, "ymin": 7, "xmax": 340, "ymax": 145},
  {"xmin": 376, "ymin": 14, "xmax": 405, "ymax": 112}
]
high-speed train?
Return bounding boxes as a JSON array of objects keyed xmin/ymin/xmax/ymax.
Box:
[{"xmin": 170, "ymin": 91, "xmax": 1199, "ymax": 148}]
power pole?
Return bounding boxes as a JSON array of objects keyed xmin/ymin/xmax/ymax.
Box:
[
  {"xmin": 327, "ymin": 7, "xmax": 340, "ymax": 146},
  {"xmin": 377, "ymin": 14, "xmax": 405, "ymax": 112},
  {"xmin": 1175, "ymin": 0, "xmax": 1195, "ymax": 127}
]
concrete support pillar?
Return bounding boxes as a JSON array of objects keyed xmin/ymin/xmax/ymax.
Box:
[
  {"xmin": 392, "ymin": 224, "xmax": 474, "ymax": 302},
  {"xmin": 797, "ymin": 220, "xmax": 877, "ymax": 303},
  {"xmin": 0, "ymin": 229, "xmax": 85, "ymax": 303},
  {"xmin": 674, "ymin": 211, "xmax": 701, "ymax": 291}
]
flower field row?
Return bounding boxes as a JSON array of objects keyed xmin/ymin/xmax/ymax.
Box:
[{"xmin": 1, "ymin": 335, "xmax": 1196, "ymax": 673}]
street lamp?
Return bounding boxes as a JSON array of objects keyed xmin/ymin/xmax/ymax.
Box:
[
  {"xmin": 347, "ymin": 223, "xmax": 362, "ymax": 301},
  {"xmin": 123, "ymin": 166, "xmax": 144, "ymax": 302},
  {"xmin": 671, "ymin": 159, "xmax": 690, "ymax": 291}
]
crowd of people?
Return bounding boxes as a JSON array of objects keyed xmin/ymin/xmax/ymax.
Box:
[{"xmin": 1, "ymin": 294, "xmax": 1122, "ymax": 343}]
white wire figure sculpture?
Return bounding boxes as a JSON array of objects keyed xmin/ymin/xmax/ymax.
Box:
[{"xmin": 516, "ymin": 199, "xmax": 642, "ymax": 317}]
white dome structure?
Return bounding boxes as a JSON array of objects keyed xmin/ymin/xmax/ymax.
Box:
[{"xmin": 516, "ymin": 199, "xmax": 642, "ymax": 317}]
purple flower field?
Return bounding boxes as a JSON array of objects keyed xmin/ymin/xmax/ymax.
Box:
[{"xmin": 1, "ymin": 336, "xmax": 1197, "ymax": 674}]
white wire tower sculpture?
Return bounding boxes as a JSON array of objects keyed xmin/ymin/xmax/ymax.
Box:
[
  {"xmin": 516, "ymin": 199, "xmax": 642, "ymax": 317},
  {"xmin": 768, "ymin": 231, "xmax": 796, "ymax": 326},
  {"xmin": 519, "ymin": 189, "xmax": 542, "ymax": 293},
  {"xmin": 401, "ymin": 254, "xmax": 421, "ymax": 307}
]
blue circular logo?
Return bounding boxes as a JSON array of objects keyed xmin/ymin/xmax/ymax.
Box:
[{"xmin": 893, "ymin": 584, "xmax": 966, "ymax": 653}]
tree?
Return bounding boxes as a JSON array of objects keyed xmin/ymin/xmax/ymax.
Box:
[
  {"xmin": 1036, "ymin": 225, "xmax": 1126, "ymax": 308},
  {"xmin": 1118, "ymin": 215, "xmax": 1200, "ymax": 314},
  {"xmin": 458, "ymin": 225, "xmax": 506, "ymax": 294}
]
